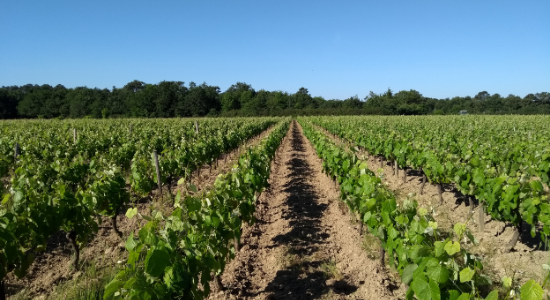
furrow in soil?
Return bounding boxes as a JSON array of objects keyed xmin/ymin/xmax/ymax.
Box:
[{"xmin": 210, "ymin": 121, "xmax": 401, "ymax": 300}]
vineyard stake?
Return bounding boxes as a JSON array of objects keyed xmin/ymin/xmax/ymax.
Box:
[
  {"xmin": 112, "ymin": 207, "xmax": 122, "ymax": 237},
  {"xmin": 394, "ymin": 160, "xmax": 398, "ymax": 177},
  {"xmin": 1, "ymin": 280, "xmax": 5, "ymax": 300},
  {"xmin": 438, "ymin": 184, "xmax": 444, "ymax": 205},
  {"xmin": 153, "ymin": 150, "xmax": 163, "ymax": 201},
  {"xmin": 73, "ymin": 128, "xmax": 77, "ymax": 144},
  {"xmin": 505, "ymin": 223, "xmax": 522, "ymax": 252},
  {"xmin": 14, "ymin": 143, "xmax": 21, "ymax": 159},
  {"xmin": 379, "ymin": 243, "xmax": 386, "ymax": 267},
  {"xmin": 357, "ymin": 212, "xmax": 363, "ymax": 235},
  {"xmin": 67, "ymin": 230, "xmax": 80, "ymax": 270},
  {"xmin": 419, "ymin": 169, "xmax": 426, "ymax": 195},
  {"xmin": 468, "ymin": 195, "xmax": 474, "ymax": 217},
  {"xmin": 478, "ymin": 202, "xmax": 485, "ymax": 232},
  {"xmin": 195, "ymin": 121, "xmax": 199, "ymax": 134}
]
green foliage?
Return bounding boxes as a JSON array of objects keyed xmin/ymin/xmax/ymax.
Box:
[
  {"xmin": 298, "ymin": 118, "xmax": 548, "ymax": 300},
  {"xmin": 309, "ymin": 115, "xmax": 550, "ymax": 245},
  {"xmin": 102, "ymin": 120, "xmax": 290, "ymax": 299},
  {"xmin": 4, "ymin": 82, "xmax": 547, "ymax": 120},
  {"xmin": 0, "ymin": 117, "xmax": 281, "ymax": 293},
  {"xmin": 520, "ymin": 280, "xmax": 544, "ymax": 300}
]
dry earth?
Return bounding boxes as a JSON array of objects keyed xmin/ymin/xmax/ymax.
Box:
[{"xmin": 208, "ymin": 121, "xmax": 405, "ymax": 300}]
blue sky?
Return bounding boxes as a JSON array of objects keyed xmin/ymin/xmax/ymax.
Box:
[{"xmin": 1, "ymin": 0, "xmax": 549, "ymax": 100}]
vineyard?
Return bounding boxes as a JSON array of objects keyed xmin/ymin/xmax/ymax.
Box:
[{"xmin": 0, "ymin": 116, "xmax": 548, "ymax": 300}]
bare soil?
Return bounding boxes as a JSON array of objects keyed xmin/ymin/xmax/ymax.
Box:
[
  {"xmin": 208, "ymin": 121, "xmax": 404, "ymax": 300},
  {"xmin": 4, "ymin": 125, "xmax": 277, "ymax": 300},
  {"xmin": 318, "ymin": 126, "xmax": 549, "ymax": 288}
]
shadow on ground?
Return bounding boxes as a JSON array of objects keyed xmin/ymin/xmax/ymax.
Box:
[{"xmin": 262, "ymin": 124, "xmax": 358, "ymax": 300}]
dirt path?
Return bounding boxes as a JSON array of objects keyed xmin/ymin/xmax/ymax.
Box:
[{"xmin": 209, "ymin": 121, "xmax": 401, "ymax": 300}]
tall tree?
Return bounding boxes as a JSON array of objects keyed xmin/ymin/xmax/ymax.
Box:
[{"xmin": 221, "ymin": 82, "xmax": 254, "ymax": 112}]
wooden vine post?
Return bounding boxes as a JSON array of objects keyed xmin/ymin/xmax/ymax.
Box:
[
  {"xmin": 153, "ymin": 150, "xmax": 163, "ymax": 201},
  {"xmin": 195, "ymin": 121, "xmax": 199, "ymax": 134},
  {"xmin": 505, "ymin": 223, "xmax": 522, "ymax": 252},
  {"xmin": 438, "ymin": 184, "xmax": 444, "ymax": 205},
  {"xmin": 379, "ymin": 242, "xmax": 386, "ymax": 267},
  {"xmin": 419, "ymin": 169, "xmax": 427, "ymax": 195},
  {"xmin": 73, "ymin": 128, "xmax": 77, "ymax": 144},
  {"xmin": 112, "ymin": 206, "xmax": 122, "ymax": 237},
  {"xmin": 468, "ymin": 195, "xmax": 474, "ymax": 217},
  {"xmin": 14, "ymin": 142, "xmax": 21, "ymax": 159},
  {"xmin": 66, "ymin": 230, "xmax": 79, "ymax": 269},
  {"xmin": 1, "ymin": 280, "xmax": 5, "ymax": 300},
  {"xmin": 478, "ymin": 201, "xmax": 485, "ymax": 232}
]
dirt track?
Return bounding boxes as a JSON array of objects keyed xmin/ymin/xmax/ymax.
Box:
[{"xmin": 209, "ymin": 121, "xmax": 403, "ymax": 300}]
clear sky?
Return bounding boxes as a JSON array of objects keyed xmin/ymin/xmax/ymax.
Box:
[{"xmin": 1, "ymin": 0, "xmax": 549, "ymax": 100}]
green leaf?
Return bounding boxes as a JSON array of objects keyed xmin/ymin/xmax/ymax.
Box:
[
  {"xmin": 177, "ymin": 177, "xmax": 185, "ymax": 185},
  {"xmin": 484, "ymin": 290, "xmax": 499, "ymax": 300},
  {"xmin": 411, "ymin": 274, "xmax": 440, "ymax": 300},
  {"xmin": 186, "ymin": 196, "xmax": 201, "ymax": 212},
  {"xmin": 343, "ymin": 159, "xmax": 350, "ymax": 172},
  {"xmin": 411, "ymin": 275, "xmax": 431, "ymax": 300},
  {"xmin": 401, "ymin": 264, "xmax": 418, "ymax": 285},
  {"xmin": 363, "ymin": 211, "xmax": 372, "ymax": 223},
  {"xmin": 434, "ymin": 241, "xmax": 446, "ymax": 257},
  {"xmin": 529, "ymin": 180, "xmax": 544, "ymax": 193},
  {"xmin": 103, "ymin": 279, "xmax": 124, "ymax": 298},
  {"xmin": 453, "ymin": 223, "xmax": 466, "ymax": 237},
  {"xmin": 1, "ymin": 194, "xmax": 9, "ymax": 205},
  {"xmin": 188, "ymin": 184, "xmax": 197, "ymax": 193},
  {"xmin": 409, "ymin": 245, "xmax": 430, "ymax": 263},
  {"xmin": 502, "ymin": 276, "xmax": 512, "ymax": 288},
  {"xmin": 145, "ymin": 247, "xmax": 170, "ymax": 278},
  {"xmin": 456, "ymin": 294, "xmax": 470, "ymax": 300},
  {"xmin": 444, "ymin": 241, "xmax": 460, "ymax": 256},
  {"xmin": 426, "ymin": 264, "xmax": 450, "ymax": 284},
  {"xmin": 428, "ymin": 278, "xmax": 441, "ymax": 300},
  {"xmin": 14, "ymin": 191, "xmax": 23, "ymax": 204},
  {"xmin": 519, "ymin": 280, "xmax": 543, "ymax": 300},
  {"xmin": 466, "ymin": 231, "xmax": 479, "ymax": 245},
  {"xmin": 126, "ymin": 207, "xmax": 138, "ymax": 219},
  {"xmin": 459, "ymin": 267, "xmax": 475, "ymax": 283},
  {"xmin": 125, "ymin": 233, "xmax": 137, "ymax": 251},
  {"xmin": 448, "ymin": 290, "xmax": 460, "ymax": 300},
  {"xmin": 138, "ymin": 222, "xmax": 158, "ymax": 245}
]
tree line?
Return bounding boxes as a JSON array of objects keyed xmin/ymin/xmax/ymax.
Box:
[{"xmin": 1, "ymin": 80, "xmax": 548, "ymax": 119}]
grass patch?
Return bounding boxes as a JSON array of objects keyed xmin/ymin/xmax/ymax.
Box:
[
  {"xmin": 47, "ymin": 263, "xmax": 118, "ymax": 300},
  {"xmin": 320, "ymin": 259, "xmax": 342, "ymax": 281},
  {"xmin": 361, "ymin": 232, "xmax": 381, "ymax": 261},
  {"xmin": 278, "ymin": 245, "xmax": 305, "ymax": 270}
]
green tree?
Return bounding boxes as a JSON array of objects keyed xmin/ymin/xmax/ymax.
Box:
[
  {"xmin": 0, "ymin": 89, "xmax": 18, "ymax": 118},
  {"xmin": 293, "ymin": 87, "xmax": 313, "ymax": 109},
  {"xmin": 221, "ymin": 82, "xmax": 253, "ymax": 112}
]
